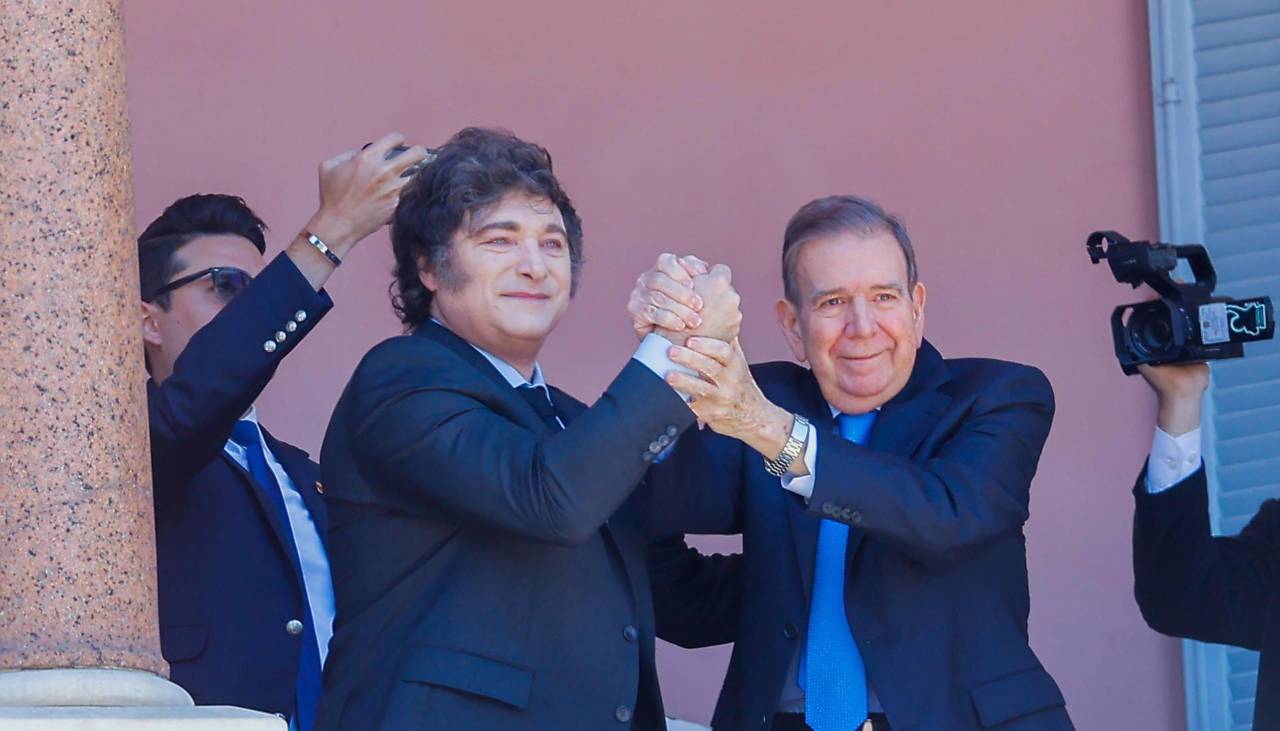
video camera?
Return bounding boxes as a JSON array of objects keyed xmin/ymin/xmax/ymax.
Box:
[{"xmin": 1087, "ymin": 230, "xmax": 1274, "ymax": 375}]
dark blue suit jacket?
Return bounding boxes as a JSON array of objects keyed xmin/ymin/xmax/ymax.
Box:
[
  {"xmin": 643, "ymin": 342, "xmax": 1073, "ymax": 731},
  {"xmin": 1134, "ymin": 465, "xmax": 1280, "ymax": 729},
  {"xmin": 150, "ymin": 254, "xmax": 331, "ymax": 717},
  {"xmin": 315, "ymin": 321, "xmax": 700, "ymax": 731}
]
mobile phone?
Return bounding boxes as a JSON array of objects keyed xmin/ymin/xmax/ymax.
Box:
[{"xmin": 361, "ymin": 142, "xmax": 436, "ymax": 178}]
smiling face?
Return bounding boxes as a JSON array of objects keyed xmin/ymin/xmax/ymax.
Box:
[
  {"xmin": 776, "ymin": 228, "xmax": 926, "ymax": 414},
  {"xmin": 425, "ymin": 190, "xmax": 573, "ymax": 371}
]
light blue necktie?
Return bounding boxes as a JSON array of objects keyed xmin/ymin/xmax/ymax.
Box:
[{"xmin": 804, "ymin": 411, "xmax": 876, "ymax": 731}]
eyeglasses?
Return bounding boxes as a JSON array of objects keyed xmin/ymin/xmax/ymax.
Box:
[{"xmin": 144, "ymin": 267, "xmax": 253, "ymax": 303}]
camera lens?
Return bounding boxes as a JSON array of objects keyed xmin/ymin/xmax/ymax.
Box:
[{"xmin": 1127, "ymin": 306, "xmax": 1176, "ymax": 359}]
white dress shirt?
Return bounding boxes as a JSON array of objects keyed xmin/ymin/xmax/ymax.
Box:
[{"xmin": 223, "ymin": 407, "xmax": 336, "ymax": 667}]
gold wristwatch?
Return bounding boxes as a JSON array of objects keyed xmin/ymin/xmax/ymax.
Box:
[{"xmin": 764, "ymin": 413, "xmax": 810, "ymax": 477}]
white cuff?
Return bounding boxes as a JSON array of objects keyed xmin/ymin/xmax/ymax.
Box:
[
  {"xmin": 632, "ymin": 333, "xmax": 696, "ymax": 402},
  {"xmin": 1145, "ymin": 425, "xmax": 1203, "ymax": 493},
  {"xmin": 781, "ymin": 428, "xmax": 819, "ymax": 500}
]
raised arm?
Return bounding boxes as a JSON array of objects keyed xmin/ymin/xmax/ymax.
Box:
[{"xmin": 344, "ymin": 340, "xmax": 695, "ymax": 546}]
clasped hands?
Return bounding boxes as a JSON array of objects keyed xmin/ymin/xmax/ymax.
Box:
[{"xmin": 627, "ymin": 254, "xmax": 802, "ymax": 467}]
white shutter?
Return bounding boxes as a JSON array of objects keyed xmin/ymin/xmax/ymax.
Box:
[{"xmin": 1150, "ymin": 2, "xmax": 1280, "ymax": 729}]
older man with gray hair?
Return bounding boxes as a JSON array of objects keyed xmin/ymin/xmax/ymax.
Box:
[{"xmin": 633, "ymin": 195, "xmax": 1074, "ymax": 731}]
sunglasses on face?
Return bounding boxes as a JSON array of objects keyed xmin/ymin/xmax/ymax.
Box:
[{"xmin": 145, "ymin": 267, "xmax": 253, "ymax": 304}]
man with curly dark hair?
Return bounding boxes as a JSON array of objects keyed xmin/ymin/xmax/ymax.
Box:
[{"xmin": 315, "ymin": 127, "xmax": 742, "ymax": 730}]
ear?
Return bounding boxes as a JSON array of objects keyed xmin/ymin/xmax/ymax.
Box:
[
  {"xmin": 419, "ymin": 256, "xmax": 438, "ymax": 293},
  {"xmin": 775, "ymin": 298, "xmax": 807, "ymax": 363},
  {"xmin": 911, "ymin": 281, "xmax": 927, "ymax": 346},
  {"xmin": 140, "ymin": 300, "xmax": 164, "ymax": 348}
]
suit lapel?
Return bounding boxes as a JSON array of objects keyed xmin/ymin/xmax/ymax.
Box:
[
  {"xmin": 261, "ymin": 427, "xmax": 327, "ymax": 540},
  {"xmin": 782, "ymin": 341, "xmax": 954, "ymax": 595},
  {"xmin": 414, "ymin": 320, "xmax": 547, "ymax": 434},
  {"xmin": 784, "ymin": 370, "xmax": 835, "ymax": 602},
  {"xmin": 221, "ymin": 450, "xmax": 306, "ymax": 581}
]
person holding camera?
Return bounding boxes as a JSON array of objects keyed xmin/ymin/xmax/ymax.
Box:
[
  {"xmin": 138, "ymin": 133, "xmax": 427, "ymax": 731},
  {"xmin": 1132, "ymin": 361, "xmax": 1280, "ymax": 729}
]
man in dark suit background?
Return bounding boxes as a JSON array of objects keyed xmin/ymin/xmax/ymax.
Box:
[
  {"xmin": 316, "ymin": 127, "xmax": 742, "ymax": 730},
  {"xmin": 1131, "ymin": 362, "xmax": 1280, "ymax": 728},
  {"xmin": 630, "ymin": 195, "xmax": 1074, "ymax": 730},
  {"xmin": 138, "ymin": 133, "xmax": 427, "ymax": 730}
]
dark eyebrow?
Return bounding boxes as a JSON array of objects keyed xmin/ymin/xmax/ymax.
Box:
[
  {"xmin": 472, "ymin": 221, "xmax": 521, "ymax": 236},
  {"xmin": 471, "ymin": 221, "xmax": 569, "ymax": 238}
]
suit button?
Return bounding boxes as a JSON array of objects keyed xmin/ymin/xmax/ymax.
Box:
[
  {"xmin": 666, "ymin": 426, "xmax": 678, "ymax": 437},
  {"xmin": 623, "ymin": 625, "xmax": 639, "ymax": 643},
  {"xmin": 274, "ymin": 331, "xmax": 287, "ymax": 343},
  {"xmin": 314, "ymin": 481, "xmax": 324, "ymax": 495},
  {"xmin": 649, "ymin": 441, "xmax": 662, "ymax": 453},
  {"xmin": 285, "ymin": 321, "xmax": 298, "ymax": 333},
  {"xmin": 641, "ymin": 452, "xmax": 653, "ymax": 463},
  {"xmin": 850, "ymin": 510, "xmax": 863, "ymax": 524},
  {"xmin": 263, "ymin": 340, "xmax": 277, "ymax": 353},
  {"xmin": 821, "ymin": 502, "xmax": 836, "ymax": 515},
  {"xmin": 295, "ymin": 310, "xmax": 307, "ymax": 322},
  {"xmin": 783, "ymin": 622, "xmax": 799, "ymax": 639},
  {"xmin": 615, "ymin": 705, "xmax": 633, "ymax": 723},
  {"xmin": 286, "ymin": 619, "xmax": 304, "ymax": 636}
]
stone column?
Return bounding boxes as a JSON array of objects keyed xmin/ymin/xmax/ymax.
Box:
[{"xmin": 0, "ymin": 2, "xmax": 279, "ymax": 728}]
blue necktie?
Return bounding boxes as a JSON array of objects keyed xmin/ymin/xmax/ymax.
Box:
[
  {"xmin": 228, "ymin": 420, "xmax": 322, "ymax": 731},
  {"xmin": 804, "ymin": 411, "xmax": 877, "ymax": 731}
]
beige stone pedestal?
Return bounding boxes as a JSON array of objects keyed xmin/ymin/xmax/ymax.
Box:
[{"xmin": 0, "ymin": 3, "xmax": 281, "ymax": 728}]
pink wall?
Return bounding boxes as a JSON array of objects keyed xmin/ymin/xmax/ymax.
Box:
[{"xmin": 123, "ymin": 2, "xmax": 1182, "ymax": 727}]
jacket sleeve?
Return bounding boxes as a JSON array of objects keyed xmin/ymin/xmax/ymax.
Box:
[
  {"xmin": 346, "ymin": 344, "xmax": 696, "ymax": 546},
  {"xmin": 1133, "ymin": 465, "xmax": 1275, "ymax": 649},
  {"xmin": 648, "ymin": 535, "xmax": 742, "ymax": 648},
  {"xmin": 805, "ymin": 364, "xmax": 1054, "ymax": 566},
  {"xmin": 147, "ymin": 253, "xmax": 332, "ymax": 489},
  {"xmin": 632, "ymin": 424, "xmax": 747, "ymax": 540}
]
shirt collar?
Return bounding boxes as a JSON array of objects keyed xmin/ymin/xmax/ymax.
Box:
[
  {"xmin": 829, "ymin": 404, "xmax": 880, "ymax": 417},
  {"xmin": 431, "ymin": 318, "xmax": 546, "ymax": 389}
]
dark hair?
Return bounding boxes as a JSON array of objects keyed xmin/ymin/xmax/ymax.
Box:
[
  {"xmin": 781, "ymin": 195, "xmax": 917, "ymax": 304},
  {"xmin": 137, "ymin": 193, "xmax": 268, "ymax": 308},
  {"xmin": 390, "ymin": 127, "xmax": 584, "ymax": 329}
]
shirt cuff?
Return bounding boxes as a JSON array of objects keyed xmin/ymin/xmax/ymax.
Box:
[
  {"xmin": 633, "ymin": 333, "xmax": 698, "ymax": 404},
  {"xmin": 1145, "ymin": 425, "xmax": 1203, "ymax": 493},
  {"xmin": 781, "ymin": 428, "xmax": 818, "ymax": 500}
]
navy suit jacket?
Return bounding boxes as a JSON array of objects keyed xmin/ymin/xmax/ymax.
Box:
[
  {"xmin": 315, "ymin": 321, "xmax": 699, "ymax": 730},
  {"xmin": 643, "ymin": 341, "xmax": 1073, "ymax": 731},
  {"xmin": 150, "ymin": 254, "xmax": 331, "ymax": 717},
  {"xmin": 1134, "ymin": 465, "xmax": 1280, "ymax": 728}
]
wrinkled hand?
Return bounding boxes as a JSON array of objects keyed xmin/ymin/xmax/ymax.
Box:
[
  {"xmin": 666, "ymin": 337, "xmax": 791, "ymax": 451},
  {"xmin": 306, "ymin": 132, "xmax": 430, "ymax": 255},
  {"xmin": 1138, "ymin": 362, "xmax": 1209, "ymax": 436},
  {"xmin": 627, "ymin": 253, "xmax": 742, "ymax": 346},
  {"xmin": 680, "ymin": 267, "xmax": 743, "ymax": 343}
]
